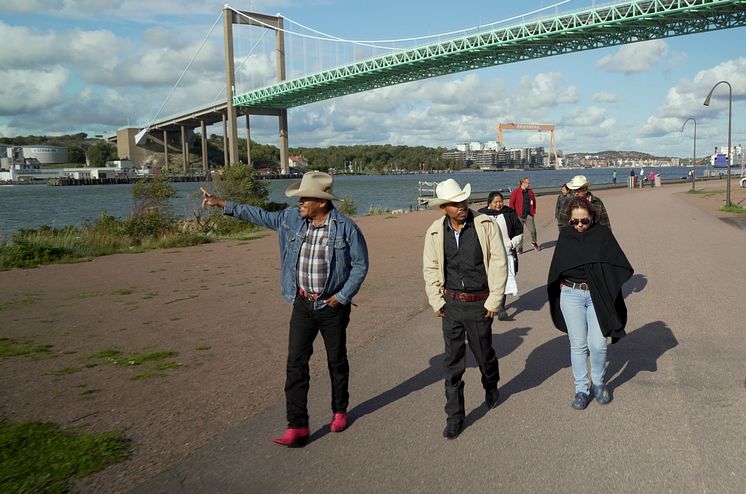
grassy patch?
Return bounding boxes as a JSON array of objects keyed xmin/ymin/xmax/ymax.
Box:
[
  {"xmin": 0, "ymin": 338, "xmax": 55, "ymax": 360},
  {"xmin": 130, "ymin": 361, "xmax": 183, "ymax": 381},
  {"xmin": 0, "ymin": 292, "xmax": 42, "ymax": 312},
  {"xmin": 86, "ymin": 349, "xmax": 177, "ymax": 366},
  {"xmin": 0, "ymin": 419, "xmax": 130, "ymax": 493},
  {"xmin": 111, "ymin": 288, "xmax": 136, "ymax": 296},
  {"xmin": 195, "ymin": 344, "xmax": 212, "ymax": 351},
  {"xmin": 686, "ymin": 188, "xmax": 722, "ymax": 197},
  {"xmin": 720, "ymin": 204, "xmax": 746, "ymax": 213},
  {"xmin": 50, "ymin": 367, "xmax": 82, "ymax": 376}
]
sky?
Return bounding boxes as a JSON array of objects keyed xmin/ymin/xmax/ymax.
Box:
[{"xmin": 1, "ymin": 0, "xmax": 745, "ymax": 158}]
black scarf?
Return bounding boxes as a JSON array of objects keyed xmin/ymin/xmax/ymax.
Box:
[
  {"xmin": 547, "ymin": 223, "xmax": 633, "ymax": 343},
  {"xmin": 476, "ymin": 206, "xmax": 523, "ymax": 240}
]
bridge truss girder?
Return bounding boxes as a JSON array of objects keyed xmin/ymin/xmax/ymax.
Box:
[{"xmin": 233, "ymin": 0, "xmax": 746, "ymax": 110}]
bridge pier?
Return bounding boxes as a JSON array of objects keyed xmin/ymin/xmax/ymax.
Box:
[
  {"xmin": 245, "ymin": 115, "xmax": 251, "ymax": 167},
  {"xmin": 200, "ymin": 120, "xmax": 208, "ymax": 172}
]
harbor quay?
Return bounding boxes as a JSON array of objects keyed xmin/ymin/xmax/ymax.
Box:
[{"xmin": 1, "ymin": 182, "xmax": 744, "ymax": 493}]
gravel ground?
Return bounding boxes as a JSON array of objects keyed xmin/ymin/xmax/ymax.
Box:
[{"xmin": 1, "ymin": 178, "xmax": 743, "ymax": 493}]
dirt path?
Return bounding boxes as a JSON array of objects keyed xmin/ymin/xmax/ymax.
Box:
[{"xmin": 1, "ymin": 177, "xmax": 743, "ymax": 493}]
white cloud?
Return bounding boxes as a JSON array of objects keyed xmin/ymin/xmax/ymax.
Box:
[
  {"xmin": 596, "ymin": 40, "xmax": 668, "ymax": 74},
  {"xmin": 512, "ymin": 72, "xmax": 579, "ymax": 111},
  {"xmin": 593, "ymin": 91, "xmax": 617, "ymax": 103},
  {"xmin": 0, "ymin": 67, "xmax": 69, "ymax": 114}
]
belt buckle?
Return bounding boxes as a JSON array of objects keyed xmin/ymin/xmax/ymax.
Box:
[
  {"xmin": 458, "ymin": 293, "xmax": 467, "ymax": 302},
  {"xmin": 579, "ymin": 282, "xmax": 588, "ymax": 290}
]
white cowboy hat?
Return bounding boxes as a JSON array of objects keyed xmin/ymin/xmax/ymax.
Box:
[
  {"xmin": 285, "ymin": 171, "xmax": 339, "ymax": 200},
  {"xmin": 428, "ymin": 179, "xmax": 472, "ymax": 209},
  {"xmin": 566, "ymin": 175, "xmax": 592, "ymax": 190}
]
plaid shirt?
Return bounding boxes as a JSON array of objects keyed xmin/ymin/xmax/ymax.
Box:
[{"xmin": 297, "ymin": 217, "xmax": 330, "ymax": 295}]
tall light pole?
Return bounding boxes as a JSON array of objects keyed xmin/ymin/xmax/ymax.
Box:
[
  {"xmin": 681, "ymin": 118, "xmax": 697, "ymax": 190},
  {"xmin": 703, "ymin": 80, "xmax": 732, "ymax": 208}
]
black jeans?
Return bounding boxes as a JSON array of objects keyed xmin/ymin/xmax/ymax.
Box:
[
  {"xmin": 441, "ymin": 298, "xmax": 500, "ymax": 423},
  {"xmin": 285, "ymin": 297, "xmax": 352, "ymax": 428}
]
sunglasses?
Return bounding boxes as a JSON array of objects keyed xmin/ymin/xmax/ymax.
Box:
[{"xmin": 568, "ymin": 218, "xmax": 592, "ymax": 226}]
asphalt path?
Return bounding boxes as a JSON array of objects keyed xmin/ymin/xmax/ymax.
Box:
[{"xmin": 132, "ymin": 182, "xmax": 745, "ymax": 493}]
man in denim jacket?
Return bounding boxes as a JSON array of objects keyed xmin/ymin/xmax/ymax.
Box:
[{"xmin": 201, "ymin": 172, "xmax": 368, "ymax": 447}]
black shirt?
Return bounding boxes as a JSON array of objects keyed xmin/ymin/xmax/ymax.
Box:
[
  {"xmin": 521, "ymin": 189, "xmax": 531, "ymax": 219},
  {"xmin": 443, "ymin": 212, "xmax": 488, "ymax": 293}
]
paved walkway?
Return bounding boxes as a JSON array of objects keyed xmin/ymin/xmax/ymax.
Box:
[{"xmin": 132, "ymin": 183, "xmax": 745, "ymax": 493}]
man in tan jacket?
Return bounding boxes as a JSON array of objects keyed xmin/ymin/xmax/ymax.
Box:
[{"xmin": 423, "ymin": 179, "xmax": 508, "ymax": 439}]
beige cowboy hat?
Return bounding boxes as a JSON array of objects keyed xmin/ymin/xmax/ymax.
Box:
[
  {"xmin": 566, "ymin": 175, "xmax": 592, "ymax": 190},
  {"xmin": 428, "ymin": 178, "xmax": 472, "ymax": 209},
  {"xmin": 285, "ymin": 171, "xmax": 340, "ymax": 201}
]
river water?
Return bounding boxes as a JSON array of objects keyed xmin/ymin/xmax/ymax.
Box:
[{"xmin": 0, "ymin": 167, "xmax": 693, "ymax": 238}]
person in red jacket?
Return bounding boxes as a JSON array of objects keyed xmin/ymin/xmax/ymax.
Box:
[{"xmin": 509, "ymin": 177, "xmax": 539, "ymax": 253}]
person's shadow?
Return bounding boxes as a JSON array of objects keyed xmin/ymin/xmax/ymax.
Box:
[
  {"xmin": 497, "ymin": 319, "xmax": 677, "ymax": 406},
  {"xmin": 623, "ymin": 273, "xmax": 648, "ymax": 297},
  {"xmin": 605, "ymin": 320, "xmax": 678, "ymax": 393},
  {"xmin": 509, "ymin": 284, "xmax": 549, "ymax": 318},
  {"xmin": 344, "ymin": 326, "xmax": 530, "ymax": 432}
]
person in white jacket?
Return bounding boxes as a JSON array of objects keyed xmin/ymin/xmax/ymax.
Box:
[
  {"xmin": 477, "ymin": 191, "xmax": 522, "ymax": 320},
  {"xmin": 422, "ymin": 179, "xmax": 507, "ymax": 440}
]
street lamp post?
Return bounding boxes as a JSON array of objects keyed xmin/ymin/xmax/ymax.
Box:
[
  {"xmin": 703, "ymin": 80, "xmax": 732, "ymax": 208},
  {"xmin": 681, "ymin": 117, "xmax": 697, "ymax": 190}
]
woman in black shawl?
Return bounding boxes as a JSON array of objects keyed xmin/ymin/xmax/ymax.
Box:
[{"xmin": 547, "ymin": 197, "xmax": 633, "ymax": 410}]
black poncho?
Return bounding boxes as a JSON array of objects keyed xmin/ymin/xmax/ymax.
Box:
[{"xmin": 547, "ymin": 223, "xmax": 634, "ymax": 343}]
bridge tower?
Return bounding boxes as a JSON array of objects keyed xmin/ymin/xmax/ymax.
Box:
[
  {"xmin": 497, "ymin": 123, "xmax": 559, "ymax": 166},
  {"xmin": 224, "ymin": 8, "xmax": 289, "ymax": 174}
]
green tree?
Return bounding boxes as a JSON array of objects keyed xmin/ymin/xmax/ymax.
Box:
[
  {"xmin": 131, "ymin": 174, "xmax": 176, "ymax": 217},
  {"xmin": 212, "ymin": 163, "xmax": 270, "ymax": 206},
  {"xmin": 86, "ymin": 141, "xmax": 118, "ymax": 167}
]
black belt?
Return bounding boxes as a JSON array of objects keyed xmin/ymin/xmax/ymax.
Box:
[{"xmin": 562, "ymin": 280, "xmax": 589, "ymax": 291}]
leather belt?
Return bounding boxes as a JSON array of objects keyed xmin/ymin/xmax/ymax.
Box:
[
  {"xmin": 298, "ymin": 288, "xmax": 319, "ymax": 302},
  {"xmin": 444, "ymin": 289, "xmax": 490, "ymax": 302},
  {"xmin": 562, "ymin": 280, "xmax": 589, "ymax": 291}
]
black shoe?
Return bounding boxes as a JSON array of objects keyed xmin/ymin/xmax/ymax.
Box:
[
  {"xmin": 571, "ymin": 392, "xmax": 591, "ymax": 410},
  {"xmin": 442, "ymin": 421, "xmax": 463, "ymax": 439},
  {"xmin": 496, "ymin": 310, "xmax": 510, "ymax": 321},
  {"xmin": 485, "ymin": 388, "xmax": 500, "ymax": 409}
]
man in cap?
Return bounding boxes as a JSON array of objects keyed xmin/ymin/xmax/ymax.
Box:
[
  {"xmin": 559, "ymin": 175, "xmax": 611, "ymax": 229},
  {"xmin": 422, "ymin": 179, "xmax": 507, "ymax": 439},
  {"xmin": 509, "ymin": 177, "xmax": 540, "ymax": 252},
  {"xmin": 201, "ymin": 171, "xmax": 369, "ymax": 447}
]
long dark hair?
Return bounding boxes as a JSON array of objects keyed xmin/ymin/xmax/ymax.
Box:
[{"xmin": 566, "ymin": 196, "xmax": 597, "ymax": 223}]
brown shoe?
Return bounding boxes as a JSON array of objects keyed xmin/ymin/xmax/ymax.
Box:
[{"xmin": 532, "ymin": 243, "xmax": 541, "ymax": 251}]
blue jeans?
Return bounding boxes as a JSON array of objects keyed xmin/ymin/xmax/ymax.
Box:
[{"xmin": 560, "ymin": 286, "xmax": 607, "ymax": 394}]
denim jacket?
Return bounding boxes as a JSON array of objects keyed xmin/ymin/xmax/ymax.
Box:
[{"xmin": 224, "ymin": 202, "xmax": 369, "ymax": 308}]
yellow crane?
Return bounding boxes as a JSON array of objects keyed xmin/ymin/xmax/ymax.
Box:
[{"xmin": 497, "ymin": 123, "xmax": 559, "ymax": 166}]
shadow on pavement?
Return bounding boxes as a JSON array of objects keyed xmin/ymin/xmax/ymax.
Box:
[
  {"xmin": 623, "ymin": 273, "xmax": 648, "ymax": 297},
  {"xmin": 509, "ymin": 283, "xmax": 550, "ymax": 318},
  {"xmin": 348, "ymin": 326, "xmax": 530, "ymax": 429},
  {"xmin": 606, "ymin": 320, "xmax": 678, "ymax": 392},
  {"xmin": 498, "ymin": 335, "xmax": 569, "ymax": 404}
]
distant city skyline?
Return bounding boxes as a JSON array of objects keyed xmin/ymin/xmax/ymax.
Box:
[{"xmin": 1, "ymin": 0, "xmax": 744, "ymax": 158}]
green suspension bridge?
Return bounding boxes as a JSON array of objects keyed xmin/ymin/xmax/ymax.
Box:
[{"xmin": 133, "ymin": 0, "xmax": 746, "ymax": 173}]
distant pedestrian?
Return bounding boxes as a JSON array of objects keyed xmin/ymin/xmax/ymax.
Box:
[
  {"xmin": 554, "ymin": 184, "xmax": 572, "ymax": 232},
  {"xmin": 548, "ymin": 196, "xmax": 633, "ymax": 410},
  {"xmin": 200, "ymin": 172, "xmax": 369, "ymax": 447},
  {"xmin": 639, "ymin": 167, "xmax": 645, "ymax": 189},
  {"xmin": 478, "ymin": 191, "xmax": 523, "ymax": 321},
  {"xmin": 423, "ymin": 179, "xmax": 507, "ymax": 439},
  {"xmin": 559, "ymin": 175, "xmax": 611, "ymax": 230},
  {"xmin": 509, "ymin": 177, "xmax": 540, "ymax": 252},
  {"xmin": 612, "ymin": 169, "xmax": 617, "ymax": 185},
  {"xmin": 649, "ymin": 171, "xmax": 655, "ymax": 188}
]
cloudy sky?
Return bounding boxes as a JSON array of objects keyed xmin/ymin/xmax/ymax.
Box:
[{"xmin": 1, "ymin": 0, "xmax": 744, "ymax": 158}]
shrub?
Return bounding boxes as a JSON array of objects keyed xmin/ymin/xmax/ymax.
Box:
[{"xmin": 338, "ymin": 195, "xmax": 358, "ymax": 216}]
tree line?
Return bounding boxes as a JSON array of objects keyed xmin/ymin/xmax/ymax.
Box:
[{"xmin": 2, "ymin": 133, "xmax": 460, "ymax": 172}]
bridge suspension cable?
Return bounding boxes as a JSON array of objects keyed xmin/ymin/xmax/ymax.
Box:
[
  {"xmin": 136, "ymin": 11, "xmax": 223, "ymax": 144},
  {"xmin": 227, "ymin": 0, "xmax": 571, "ymax": 50},
  {"xmin": 281, "ymin": 0, "xmax": 571, "ymax": 45}
]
